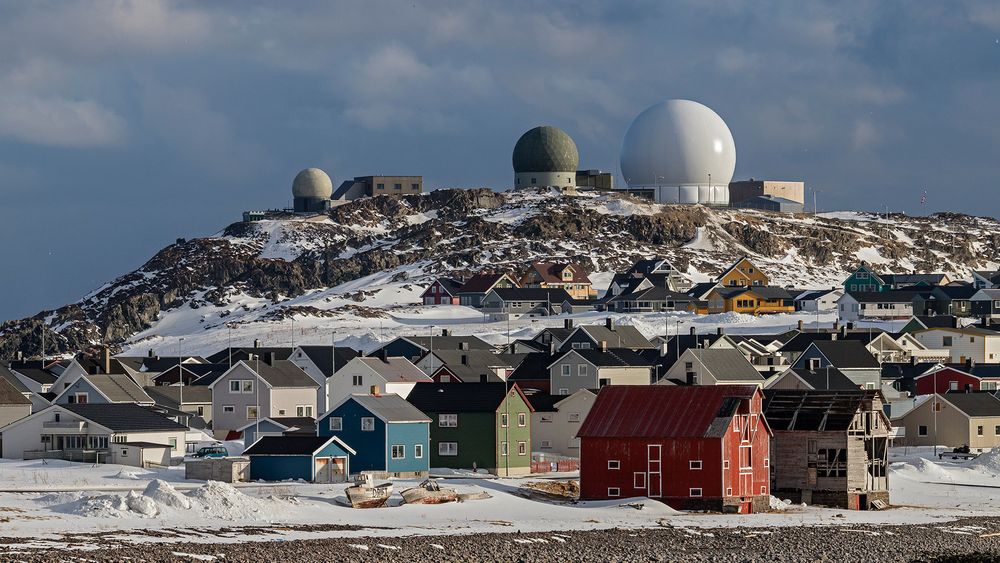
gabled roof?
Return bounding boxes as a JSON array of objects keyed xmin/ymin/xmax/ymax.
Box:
[
  {"xmin": 763, "ymin": 390, "xmax": 883, "ymax": 431},
  {"xmin": 794, "ymin": 288, "xmax": 842, "ymax": 301},
  {"xmin": 237, "ymin": 416, "xmax": 316, "ymax": 433},
  {"xmin": 552, "ymin": 348, "xmax": 652, "ymax": 368},
  {"xmin": 12, "ymin": 367, "xmax": 57, "ymax": 385},
  {"xmin": 687, "ymin": 349, "xmax": 763, "ymax": 382},
  {"xmin": 577, "ymin": 385, "xmax": 763, "ymax": 439},
  {"xmin": 331, "ymin": 393, "xmax": 430, "ymax": 423},
  {"xmin": 571, "ymin": 324, "xmax": 654, "ymax": 350},
  {"xmin": 390, "ymin": 335, "xmax": 493, "ymax": 353},
  {"xmin": 354, "ymin": 357, "xmax": 431, "ymax": 383},
  {"xmin": 716, "ymin": 256, "xmax": 765, "ymax": 282},
  {"xmin": 295, "ymin": 346, "xmax": 361, "ymax": 377},
  {"xmin": 687, "ymin": 282, "xmax": 719, "ymax": 299},
  {"xmin": 458, "ymin": 272, "xmax": 517, "ymax": 294},
  {"xmin": 932, "ymin": 285, "xmax": 978, "ymax": 300},
  {"xmin": 426, "ymin": 349, "xmax": 513, "ymax": 381},
  {"xmin": 72, "ymin": 374, "xmax": 154, "ymax": 404},
  {"xmin": 217, "ymin": 360, "xmax": 317, "ymax": 389},
  {"xmin": 61, "ymin": 403, "xmax": 187, "ymax": 432},
  {"xmin": 610, "ymin": 286, "xmax": 694, "ymax": 303},
  {"xmin": 204, "ymin": 348, "xmax": 293, "ymax": 364},
  {"xmin": 937, "ymin": 393, "xmax": 1000, "ymax": 417},
  {"xmin": 489, "ymin": 287, "xmax": 572, "ymax": 303},
  {"xmin": 507, "ymin": 352, "xmax": 558, "ymax": 382},
  {"xmin": 143, "ymin": 385, "xmax": 213, "ymax": 406},
  {"xmin": 244, "ymin": 435, "xmax": 356, "ymax": 456},
  {"xmin": 882, "ymin": 273, "xmax": 948, "ymax": 286},
  {"xmin": 524, "ymin": 262, "xmax": 591, "ymax": 284},
  {"xmin": 784, "ymin": 368, "xmax": 859, "ymax": 391},
  {"xmin": 629, "ymin": 258, "xmax": 680, "ymax": 276},
  {"xmin": 806, "ymin": 340, "xmax": 880, "ymax": 369},
  {"xmin": 423, "ymin": 277, "xmax": 464, "ymax": 296},
  {"xmin": 0, "ymin": 363, "xmax": 30, "ymax": 394},
  {"xmin": 743, "ymin": 286, "xmax": 793, "ymax": 300},
  {"xmin": 973, "ymin": 289, "xmax": 1000, "ymax": 299},
  {"xmin": 924, "ymin": 364, "xmax": 1000, "ymax": 379},
  {"xmin": 406, "ymin": 382, "xmax": 530, "ymax": 413},
  {"xmin": 909, "ymin": 315, "xmax": 961, "ymax": 329},
  {"xmin": 0, "ymin": 376, "xmax": 31, "ymax": 405}
]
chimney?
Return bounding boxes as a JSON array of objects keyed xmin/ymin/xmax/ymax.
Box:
[
  {"xmin": 690, "ymin": 327, "xmax": 697, "ymax": 336},
  {"xmin": 253, "ymin": 339, "xmax": 261, "ymax": 349},
  {"xmin": 833, "ymin": 320, "xmax": 840, "ymax": 332},
  {"xmin": 911, "ymin": 355, "xmax": 918, "ymax": 366},
  {"xmin": 797, "ymin": 320, "xmax": 804, "ymax": 331},
  {"xmin": 600, "ymin": 340, "xmax": 608, "ymax": 352},
  {"xmin": 101, "ymin": 346, "xmax": 111, "ymax": 375},
  {"xmin": 564, "ymin": 319, "xmax": 574, "ymax": 329},
  {"xmin": 461, "ymin": 354, "xmax": 469, "ymax": 365},
  {"xmin": 605, "ymin": 317, "xmax": 613, "ymax": 330},
  {"xmin": 717, "ymin": 327, "xmax": 724, "ymax": 335},
  {"xmin": 459, "ymin": 341, "xmax": 470, "ymax": 351},
  {"xmin": 847, "ymin": 321, "xmax": 855, "ymax": 330},
  {"xmin": 370, "ymin": 385, "xmax": 381, "ymax": 397},
  {"xmin": 660, "ymin": 342, "xmax": 669, "ymax": 357},
  {"xmin": 441, "ymin": 329, "xmax": 451, "ymax": 337},
  {"xmin": 953, "ymin": 316, "xmax": 960, "ymax": 329},
  {"xmin": 841, "ymin": 325, "xmax": 848, "ymax": 338},
  {"xmin": 967, "ymin": 358, "xmax": 975, "ymax": 369},
  {"xmin": 379, "ymin": 348, "xmax": 388, "ymax": 361},
  {"xmin": 16, "ymin": 350, "xmax": 23, "ymax": 361},
  {"xmin": 148, "ymin": 349, "xmax": 155, "ymax": 358},
  {"xmin": 549, "ymin": 341, "xmax": 557, "ymax": 355},
  {"xmin": 265, "ymin": 352, "xmax": 275, "ymax": 365}
]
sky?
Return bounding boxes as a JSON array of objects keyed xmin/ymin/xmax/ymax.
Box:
[{"xmin": 0, "ymin": 0, "xmax": 998, "ymax": 321}]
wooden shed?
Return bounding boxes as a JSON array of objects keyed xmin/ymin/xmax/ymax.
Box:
[
  {"xmin": 763, "ymin": 389, "xmax": 890, "ymax": 509},
  {"xmin": 577, "ymin": 385, "xmax": 772, "ymax": 513}
]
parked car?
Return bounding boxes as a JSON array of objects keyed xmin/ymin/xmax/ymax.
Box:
[{"xmin": 193, "ymin": 445, "xmax": 228, "ymax": 458}]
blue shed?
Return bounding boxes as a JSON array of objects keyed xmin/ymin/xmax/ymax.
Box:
[
  {"xmin": 244, "ymin": 435, "xmax": 355, "ymax": 483},
  {"xmin": 319, "ymin": 393, "xmax": 431, "ymax": 477}
]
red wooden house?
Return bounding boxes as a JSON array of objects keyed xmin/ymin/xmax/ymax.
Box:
[
  {"xmin": 577, "ymin": 385, "xmax": 772, "ymax": 513},
  {"xmin": 914, "ymin": 364, "xmax": 1000, "ymax": 395},
  {"xmin": 421, "ymin": 277, "xmax": 463, "ymax": 305}
]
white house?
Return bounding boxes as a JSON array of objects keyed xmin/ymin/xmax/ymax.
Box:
[
  {"xmin": 658, "ymin": 348, "xmax": 765, "ymax": 386},
  {"xmin": 794, "ymin": 288, "xmax": 844, "ymax": 312},
  {"xmin": 208, "ymin": 360, "xmax": 319, "ymax": 439},
  {"xmin": 911, "ymin": 327, "xmax": 1000, "ymax": 364},
  {"xmin": 837, "ymin": 291, "xmax": 917, "ymax": 322},
  {"xmin": 327, "ymin": 356, "xmax": 431, "ymax": 406},
  {"xmin": 288, "ymin": 345, "xmax": 360, "ymax": 413},
  {"xmin": 528, "ymin": 389, "xmax": 597, "ymax": 458},
  {"xmin": 546, "ymin": 349, "xmax": 652, "ymax": 396}
]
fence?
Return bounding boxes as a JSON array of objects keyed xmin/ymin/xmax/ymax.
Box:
[{"xmin": 530, "ymin": 457, "xmax": 579, "ymax": 474}]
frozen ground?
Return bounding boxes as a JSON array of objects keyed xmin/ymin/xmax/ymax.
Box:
[{"xmin": 0, "ymin": 446, "xmax": 998, "ymax": 553}]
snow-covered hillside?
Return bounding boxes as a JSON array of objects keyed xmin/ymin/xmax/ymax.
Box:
[{"xmin": 2, "ymin": 187, "xmax": 998, "ymax": 357}]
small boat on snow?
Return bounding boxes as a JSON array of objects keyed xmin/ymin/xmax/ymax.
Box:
[
  {"xmin": 345, "ymin": 474, "xmax": 393, "ymax": 508},
  {"xmin": 401, "ymin": 479, "xmax": 459, "ymax": 505}
]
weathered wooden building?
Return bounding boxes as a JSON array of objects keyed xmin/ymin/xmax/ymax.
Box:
[{"xmin": 763, "ymin": 389, "xmax": 890, "ymax": 510}]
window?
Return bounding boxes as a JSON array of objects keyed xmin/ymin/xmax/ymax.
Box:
[
  {"xmin": 229, "ymin": 380, "xmax": 240, "ymax": 393},
  {"xmin": 501, "ymin": 413, "xmax": 509, "ymax": 428},
  {"xmin": 296, "ymin": 405, "xmax": 313, "ymax": 417},
  {"xmin": 608, "ymin": 487, "xmax": 620, "ymax": 497},
  {"xmin": 764, "ymin": 458, "xmax": 770, "ymax": 468},
  {"xmin": 393, "ymin": 183, "xmax": 402, "ymax": 190},
  {"xmin": 578, "ymin": 364, "xmax": 588, "ymax": 377},
  {"xmin": 726, "ymin": 487, "xmax": 733, "ymax": 496},
  {"xmin": 684, "ymin": 362, "xmax": 693, "ymax": 370},
  {"xmin": 54, "ymin": 413, "xmax": 60, "ymax": 422},
  {"xmin": 950, "ymin": 380, "xmax": 958, "ymax": 391},
  {"xmin": 500, "ymin": 441, "xmax": 508, "ymax": 456},
  {"xmin": 689, "ymin": 460, "xmax": 702, "ymax": 470},
  {"xmin": 352, "ymin": 375, "xmax": 363, "ymax": 386},
  {"xmin": 978, "ymin": 426, "xmax": 984, "ymax": 436},
  {"xmin": 376, "ymin": 183, "xmax": 385, "ymax": 189},
  {"xmin": 411, "ymin": 183, "xmax": 419, "ymax": 190},
  {"xmin": 761, "ymin": 486, "xmax": 767, "ymax": 495},
  {"xmin": 518, "ymin": 441, "xmax": 527, "ymax": 456},
  {"xmin": 223, "ymin": 405, "xmax": 235, "ymax": 413},
  {"xmin": 816, "ymin": 448, "xmax": 847, "ymax": 477},
  {"xmin": 414, "ymin": 444, "xmax": 423, "ymax": 458},
  {"xmin": 558, "ymin": 388, "xmax": 569, "ymax": 395},
  {"xmin": 169, "ymin": 437, "xmax": 178, "ymax": 451},
  {"xmin": 568, "ymin": 412, "xmax": 581, "ymax": 423},
  {"xmin": 246, "ymin": 406, "xmax": 259, "ymax": 420},
  {"xmin": 329, "ymin": 417, "xmax": 343, "ymax": 431},
  {"xmin": 634, "ymin": 472, "xmax": 646, "ymax": 489},
  {"xmin": 196, "ymin": 406, "xmax": 204, "ymax": 416},
  {"xmin": 518, "ymin": 412, "xmax": 526, "ymax": 427},
  {"xmin": 242, "ymin": 380, "xmax": 254, "ymax": 393},
  {"xmin": 540, "ymin": 440, "xmax": 552, "ymax": 448},
  {"xmin": 121, "ymin": 448, "xmax": 129, "ymax": 457},
  {"xmin": 943, "ymin": 336, "xmax": 953, "ymax": 346},
  {"xmin": 539, "ymin": 414, "xmax": 553, "ymax": 423},
  {"xmin": 361, "ymin": 417, "xmax": 375, "ymax": 431},
  {"xmin": 561, "ymin": 365, "xmax": 571, "ymax": 376},
  {"xmin": 918, "ymin": 425, "xmax": 928, "ymax": 436},
  {"xmin": 723, "ymin": 460, "xmax": 730, "ymax": 469},
  {"xmin": 689, "ymin": 488, "xmax": 703, "ymax": 497},
  {"xmin": 391, "ymin": 445, "xmax": 405, "ymax": 459},
  {"xmin": 608, "ymin": 460, "xmax": 620, "ymax": 470},
  {"xmin": 995, "ymin": 425, "xmax": 1000, "ymax": 436},
  {"xmin": 439, "ymin": 442, "xmax": 458, "ymax": 456}
]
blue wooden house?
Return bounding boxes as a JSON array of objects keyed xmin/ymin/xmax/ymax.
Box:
[
  {"xmin": 244, "ymin": 435, "xmax": 355, "ymax": 483},
  {"xmin": 319, "ymin": 393, "xmax": 431, "ymax": 477}
]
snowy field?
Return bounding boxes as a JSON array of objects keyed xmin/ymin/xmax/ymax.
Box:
[{"xmin": 0, "ymin": 447, "xmax": 999, "ymax": 553}]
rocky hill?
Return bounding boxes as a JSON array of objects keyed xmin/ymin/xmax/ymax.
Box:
[{"xmin": 2, "ymin": 187, "xmax": 998, "ymax": 358}]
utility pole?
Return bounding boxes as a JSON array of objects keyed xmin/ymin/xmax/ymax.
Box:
[{"xmin": 177, "ymin": 337, "xmax": 185, "ymax": 410}]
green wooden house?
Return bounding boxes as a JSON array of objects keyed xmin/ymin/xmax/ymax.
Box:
[
  {"xmin": 406, "ymin": 382, "xmax": 534, "ymax": 476},
  {"xmin": 843, "ymin": 265, "xmax": 888, "ymax": 293}
]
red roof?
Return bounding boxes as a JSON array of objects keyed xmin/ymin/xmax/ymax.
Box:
[{"xmin": 577, "ymin": 385, "xmax": 759, "ymax": 439}]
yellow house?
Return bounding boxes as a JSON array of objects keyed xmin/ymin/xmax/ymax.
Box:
[
  {"xmin": 707, "ymin": 286, "xmax": 795, "ymax": 315},
  {"xmin": 520, "ymin": 261, "xmax": 596, "ymax": 300},
  {"xmin": 717, "ymin": 257, "xmax": 769, "ymax": 287}
]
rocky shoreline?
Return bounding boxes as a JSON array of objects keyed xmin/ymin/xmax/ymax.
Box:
[{"xmin": 8, "ymin": 517, "xmax": 1000, "ymax": 562}]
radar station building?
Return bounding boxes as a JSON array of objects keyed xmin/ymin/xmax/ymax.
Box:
[
  {"xmin": 728, "ymin": 180, "xmax": 805, "ymax": 207},
  {"xmin": 333, "ymin": 175, "xmax": 423, "ymax": 201},
  {"xmin": 512, "ymin": 126, "xmax": 579, "ymax": 189},
  {"xmin": 292, "ymin": 168, "xmax": 334, "ymax": 213}
]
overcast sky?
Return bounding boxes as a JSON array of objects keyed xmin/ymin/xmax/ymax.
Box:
[{"xmin": 0, "ymin": 1, "xmax": 998, "ymax": 321}]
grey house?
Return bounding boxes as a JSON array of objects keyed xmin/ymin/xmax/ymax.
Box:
[
  {"xmin": 558, "ymin": 318, "xmax": 655, "ymax": 352},
  {"xmin": 792, "ymin": 341, "xmax": 882, "ymax": 389},
  {"xmin": 481, "ymin": 288, "xmax": 570, "ymax": 320}
]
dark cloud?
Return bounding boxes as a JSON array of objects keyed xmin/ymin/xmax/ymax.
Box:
[{"xmin": 1, "ymin": 0, "xmax": 998, "ymax": 320}]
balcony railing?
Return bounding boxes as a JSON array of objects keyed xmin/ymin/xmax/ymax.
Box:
[{"xmin": 42, "ymin": 421, "xmax": 87, "ymax": 430}]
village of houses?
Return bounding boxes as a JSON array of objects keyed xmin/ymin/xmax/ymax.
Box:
[{"xmin": 5, "ymin": 256, "xmax": 1000, "ymax": 544}]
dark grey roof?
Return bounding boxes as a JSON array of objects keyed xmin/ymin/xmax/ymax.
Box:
[
  {"xmin": 786, "ymin": 368, "xmax": 859, "ymax": 391},
  {"xmin": 252, "ymin": 360, "xmax": 319, "ymax": 388},
  {"xmin": 62, "ymin": 403, "xmax": 187, "ymax": 432},
  {"xmin": 574, "ymin": 324, "xmax": 655, "ymax": 350},
  {"xmin": 345, "ymin": 394, "xmax": 430, "ymax": 423},
  {"xmin": 810, "ymin": 340, "xmax": 880, "ymax": 369},
  {"xmin": 507, "ymin": 352, "xmax": 557, "ymax": 382},
  {"xmin": 83, "ymin": 374, "xmax": 153, "ymax": 403},
  {"xmin": 941, "ymin": 364, "xmax": 1000, "ymax": 378},
  {"xmin": 882, "ymin": 273, "xmax": 948, "ymax": 286},
  {"xmin": 427, "ymin": 349, "xmax": 513, "ymax": 382},
  {"xmin": 490, "ymin": 287, "xmax": 572, "ymax": 303},
  {"xmin": 406, "ymin": 382, "xmax": 521, "ymax": 413},
  {"xmin": 397, "ymin": 335, "xmax": 493, "ymax": 352},
  {"xmin": 940, "ymin": 393, "xmax": 1000, "ymax": 417},
  {"xmin": 0, "ymin": 364, "xmax": 30, "ymax": 394},
  {"xmin": 205, "ymin": 348, "xmax": 293, "ymax": 364},
  {"xmin": 13, "ymin": 367, "xmax": 56, "ymax": 385},
  {"xmin": 121, "ymin": 441, "xmax": 173, "ymax": 449},
  {"xmin": 512, "ymin": 125, "xmax": 579, "ymax": 173},
  {"xmin": 559, "ymin": 348, "xmax": 652, "ymax": 368},
  {"xmin": 295, "ymin": 346, "xmax": 361, "ymax": 377},
  {"xmin": 933, "ymin": 285, "xmax": 978, "ymax": 300},
  {"xmin": 611, "ymin": 286, "xmax": 693, "ymax": 303},
  {"xmin": 763, "ymin": 390, "xmax": 881, "ymax": 431},
  {"xmin": 745, "ymin": 286, "xmax": 793, "ymax": 300},
  {"xmin": 524, "ymin": 391, "xmax": 563, "ymax": 412},
  {"xmin": 355, "ymin": 357, "xmax": 431, "ymax": 382},
  {"xmin": 689, "ymin": 349, "xmax": 763, "ymax": 381},
  {"xmin": 687, "ymin": 282, "xmax": 719, "ymax": 299},
  {"xmin": 268, "ymin": 416, "xmax": 317, "ymax": 430},
  {"xmin": 0, "ymin": 376, "xmax": 30, "ymax": 405},
  {"xmin": 245, "ymin": 435, "xmax": 340, "ymax": 456},
  {"xmin": 144, "ymin": 385, "xmax": 213, "ymax": 406},
  {"xmin": 794, "ymin": 288, "xmax": 840, "ymax": 301},
  {"xmin": 911, "ymin": 315, "xmax": 961, "ymax": 329}
]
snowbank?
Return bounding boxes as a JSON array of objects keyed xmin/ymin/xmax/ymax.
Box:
[{"xmin": 970, "ymin": 449, "xmax": 1000, "ymax": 474}]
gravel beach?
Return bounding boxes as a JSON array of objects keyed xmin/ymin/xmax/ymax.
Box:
[{"xmin": 7, "ymin": 517, "xmax": 1000, "ymax": 562}]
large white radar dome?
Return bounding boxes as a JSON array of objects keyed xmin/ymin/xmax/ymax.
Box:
[
  {"xmin": 292, "ymin": 167, "xmax": 333, "ymax": 199},
  {"xmin": 619, "ymin": 99, "xmax": 735, "ymax": 204}
]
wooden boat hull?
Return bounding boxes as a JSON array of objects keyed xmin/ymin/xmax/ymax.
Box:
[
  {"xmin": 345, "ymin": 484, "xmax": 392, "ymax": 509},
  {"xmin": 401, "ymin": 488, "xmax": 459, "ymax": 505}
]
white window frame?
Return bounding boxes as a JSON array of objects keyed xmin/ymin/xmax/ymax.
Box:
[
  {"xmin": 352, "ymin": 375, "xmax": 363, "ymax": 386},
  {"xmin": 391, "ymin": 444, "xmax": 405, "ymax": 459},
  {"xmin": 246, "ymin": 405, "xmax": 258, "ymax": 420},
  {"xmin": 438, "ymin": 442, "xmax": 458, "ymax": 456},
  {"xmin": 361, "ymin": 417, "xmax": 375, "ymax": 432},
  {"xmin": 561, "ymin": 365, "xmax": 571, "ymax": 376},
  {"xmin": 689, "ymin": 460, "xmax": 702, "ymax": 470},
  {"xmin": 558, "ymin": 388, "xmax": 569, "ymax": 395},
  {"xmin": 500, "ymin": 441, "xmax": 509, "ymax": 456},
  {"xmin": 578, "ymin": 364, "xmax": 588, "ymax": 377},
  {"xmin": 414, "ymin": 444, "xmax": 424, "ymax": 459},
  {"xmin": 229, "ymin": 380, "xmax": 241, "ymax": 393},
  {"xmin": 726, "ymin": 487, "xmax": 733, "ymax": 496},
  {"xmin": 634, "ymin": 472, "xmax": 646, "ymax": 489},
  {"xmin": 241, "ymin": 380, "xmax": 254, "ymax": 394},
  {"xmin": 223, "ymin": 405, "xmax": 235, "ymax": 413},
  {"xmin": 296, "ymin": 405, "xmax": 313, "ymax": 417},
  {"xmin": 328, "ymin": 417, "xmax": 343, "ymax": 431},
  {"xmin": 517, "ymin": 412, "xmax": 526, "ymax": 427},
  {"xmin": 608, "ymin": 460, "xmax": 620, "ymax": 470},
  {"xmin": 439, "ymin": 413, "xmax": 458, "ymax": 427},
  {"xmin": 501, "ymin": 413, "xmax": 509, "ymax": 428},
  {"xmin": 608, "ymin": 487, "xmax": 620, "ymax": 497},
  {"xmin": 689, "ymin": 488, "xmax": 703, "ymax": 497},
  {"xmin": 517, "ymin": 441, "xmax": 527, "ymax": 456}
]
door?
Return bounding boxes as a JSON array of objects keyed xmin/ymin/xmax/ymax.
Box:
[
  {"xmin": 647, "ymin": 444, "xmax": 662, "ymax": 497},
  {"xmin": 331, "ymin": 457, "xmax": 347, "ymax": 483},
  {"xmin": 315, "ymin": 457, "xmax": 330, "ymax": 483}
]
